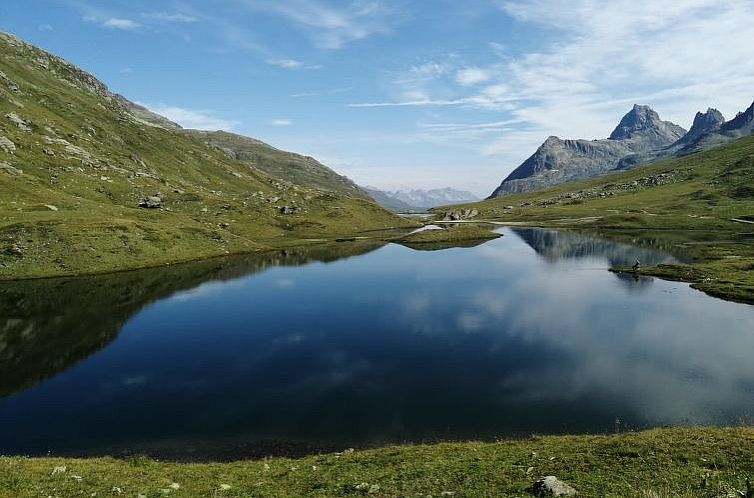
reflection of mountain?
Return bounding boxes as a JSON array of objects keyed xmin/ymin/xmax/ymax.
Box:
[
  {"xmin": 511, "ymin": 228, "xmax": 678, "ymax": 267},
  {"xmin": 0, "ymin": 241, "xmax": 385, "ymax": 398}
]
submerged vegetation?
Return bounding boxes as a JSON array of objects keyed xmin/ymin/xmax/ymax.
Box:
[{"xmin": 3, "ymin": 428, "xmax": 754, "ymax": 498}]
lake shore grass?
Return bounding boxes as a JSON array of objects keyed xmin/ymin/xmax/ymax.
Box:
[{"xmin": 3, "ymin": 428, "xmax": 754, "ymax": 497}]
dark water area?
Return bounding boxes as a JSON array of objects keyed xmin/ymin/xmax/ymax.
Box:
[{"xmin": 1, "ymin": 228, "xmax": 754, "ymax": 460}]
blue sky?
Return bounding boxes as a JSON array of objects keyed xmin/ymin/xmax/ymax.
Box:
[{"xmin": 3, "ymin": 1, "xmax": 754, "ymax": 195}]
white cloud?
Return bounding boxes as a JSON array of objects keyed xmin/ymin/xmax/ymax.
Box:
[
  {"xmin": 38, "ymin": 24, "xmax": 53, "ymax": 31},
  {"xmin": 456, "ymin": 67, "xmax": 492, "ymax": 86},
  {"xmin": 141, "ymin": 12, "xmax": 199, "ymax": 23},
  {"xmin": 270, "ymin": 119, "xmax": 293, "ymax": 126},
  {"xmin": 102, "ymin": 18, "xmax": 140, "ymax": 30},
  {"xmin": 266, "ymin": 59, "xmax": 322, "ymax": 70},
  {"xmin": 144, "ymin": 104, "xmax": 240, "ymax": 131},
  {"xmin": 235, "ymin": 0, "xmax": 398, "ymax": 49},
  {"xmin": 355, "ymin": 0, "xmax": 754, "ymax": 181}
]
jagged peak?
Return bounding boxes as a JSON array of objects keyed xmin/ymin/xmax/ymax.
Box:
[
  {"xmin": 608, "ymin": 104, "xmax": 686, "ymax": 142},
  {"xmin": 721, "ymin": 99, "xmax": 754, "ymax": 132}
]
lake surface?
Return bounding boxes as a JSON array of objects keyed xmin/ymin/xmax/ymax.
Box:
[{"xmin": 2, "ymin": 228, "xmax": 754, "ymax": 459}]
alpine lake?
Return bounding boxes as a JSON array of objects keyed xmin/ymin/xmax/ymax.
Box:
[{"xmin": 2, "ymin": 227, "xmax": 754, "ymax": 461}]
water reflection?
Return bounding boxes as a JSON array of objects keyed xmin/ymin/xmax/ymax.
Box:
[{"xmin": 1, "ymin": 229, "xmax": 753, "ymax": 459}]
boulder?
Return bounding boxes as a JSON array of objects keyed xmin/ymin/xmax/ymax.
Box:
[
  {"xmin": 441, "ymin": 209, "xmax": 479, "ymax": 221},
  {"xmin": 279, "ymin": 206, "xmax": 298, "ymax": 215},
  {"xmin": 0, "ymin": 161, "xmax": 22, "ymax": 175},
  {"xmin": 138, "ymin": 195, "xmax": 163, "ymax": 209},
  {"xmin": 0, "ymin": 136, "xmax": 15, "ymax": 153},
  {"xmin": 531, "ymin": 476, "xmax": 578, "ymax": 497}
]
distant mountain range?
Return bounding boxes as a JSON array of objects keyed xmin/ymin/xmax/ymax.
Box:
[
  {"xmin": 364, "ymin": 187, "xmax": 480, "ymax": 211},
  {"xmin": 489, "ymin": 100, "xmax": 754, "ymax": 198}
]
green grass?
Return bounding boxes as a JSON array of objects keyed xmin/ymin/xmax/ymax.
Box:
[
  {"xmin": 436, "ymin": 135, "xmax": 754, "ymax": 303},
  {"xmin": 395, "ymin": 225, "xmax": 502, "ymax": 251},
  {"xmin": 0, "ymin": 32, "xmax": 416, "ymax": 280},
  {"xmin": 3, "ymin": 428, "xmax": 754, "ymax": 497}
]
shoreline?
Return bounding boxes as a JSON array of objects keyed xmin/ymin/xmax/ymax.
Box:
[{"xmin": 3, "ymin": 427, "xmax": 753, "ymax": 497}]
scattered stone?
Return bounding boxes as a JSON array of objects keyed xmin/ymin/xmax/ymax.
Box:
[
  {"xmin": 173, "ymin": 188, "xmax": 185, "ymax": 194},
  {"xmin": 441, "ymin": 209, "xmax": 479, "ymax": 221},
  {"xmin": 531, "ymin": 476, "xmax": 578, "ymax": 497},
  {"xmin": 50, "ymin": 465, "xmax": 67, "ymax": 476},
  {"xmin": 138, "ymin": 195, "xmax": 163, "ymax": 209},
  {"xmin": 44, "ymin": 204, "xmax": 58, "ymax": 211},
  {"xmin": 220, "ymin": 222, "xmax": 230, "ymax": 229},
  {"xmin": 0, "ymin": 136, "xmax": 15, "ymax": 153},
  {"xmin": 42, "ymin": 148, "xmax": 55, "ymax": 156},
  {"xmin": 5, "ymin": 112, "xmax": 30, "ymax": 131},
  {"xmin": 267, "ymin": 196, "xmax": 281, "ymax": 203},
  {"xmin": 219, "ymin": 484, "xmax": 231, "ymax": 491},
  {"xmin": 504, "ymin": 205, "xmax": 515, "ymax": 210},
  {"xmin": 0, "ymin": 161, "xmax": 22, "ymax": 175},
  {"xmin": 280, "ymin": 206, "xmax": 298, "ymax": 215}
]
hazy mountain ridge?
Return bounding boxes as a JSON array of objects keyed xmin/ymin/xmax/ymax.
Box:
[
  {"xmin": 489, "ymin": 101, "xmax": 754, "ymax": 197},
  {"xmin": 365, "ymin": 186, "xmax": 480, "ymax": 211}
]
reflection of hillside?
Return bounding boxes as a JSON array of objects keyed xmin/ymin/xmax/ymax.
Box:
[
  {"xmin": 511, "ymin": 228, "xmax": 678, "ymax": 267},
  {"xmin": 0, "ymin": 240, "xmax": 385, "ymax": 398}
]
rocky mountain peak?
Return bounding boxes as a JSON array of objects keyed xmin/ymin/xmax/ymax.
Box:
[
  {"xmin": 721, "ymin": 99, "xmax": 754, "ymax": 133},
  {"xmin": 683, "ymin": 108, "xmax": 725, "ymax": 142},
  {"xmin": 610, "ymin": 105, "xmax": 663, "ymax": 140}
]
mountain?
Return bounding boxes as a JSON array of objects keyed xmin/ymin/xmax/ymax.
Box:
[
  {"xmin": 362, "ymin": 186, "xmax": 415, "ymax": 211},
  {"xmin": 490, "ymin": 100, "xmax": 754, "ymax": 198},
  {"xmin": 489, "ymin": 105, "xmax": 686, "ymax": 197},
  {"xmin": 0, "ymin": 32, "xmax": 411, "ymax": 279},
  {"xmin": 114, "ymin": 97, "xmax": 369, "ymax": 199},
  {"xmin": 365, "ymin": 187, "xmax": 480, "ymax": 211}
]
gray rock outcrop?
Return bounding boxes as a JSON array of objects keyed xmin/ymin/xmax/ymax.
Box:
[
  {"xmin": 490, "ymin": 100, "xmax": 754, "ymax": 198},
  {"xmin": 531, "ymin": 476, "xmax": 578, "ymax": 497}
]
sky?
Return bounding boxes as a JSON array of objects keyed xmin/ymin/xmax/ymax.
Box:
[{"xmin": 3, "ymin": 1, "xmax": 754, "ymax": 196}]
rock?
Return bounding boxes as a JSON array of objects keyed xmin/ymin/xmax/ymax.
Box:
[
  {"xmin": 44, "ymin": 204, "xmax": 58, "ymax": 211},
  {"xmin": 280, "ymin": 206, "xmax": 298, "ymax": 215},
  {"xmin": 0, "ymin": 161, "xmax": 22, "ymax": 175},
  {"xmin": 138, "ymin": 195, "xmax": 162, "ymax": 209},
  {"xmin": 0, "ymin": 136, "xmax": 16, "ymax": 153},
  {"xmin": 441, "ymin": 208, "xmax": 479, "ymax": 221},
  {"xmin": 42, "ymin": 148, "xmax": 55, "ymax": 156},
  {"xmin": 531, "ymin": 476, "xmax": 578, "ymax": 497},
  {"xmin": 5, "ymin": 112, "xmax": 31, "ymax": 132},
  {"xmin": 7, "ymin": 243, "xmax": 24, "ymax": 255},
  {"xmin": 267, "ymin": 196, "xmax": 281, "ymax": 203}
]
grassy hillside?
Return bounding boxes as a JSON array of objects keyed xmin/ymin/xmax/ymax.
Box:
[
  {"xmin": 0, "ymin": 32, "xmax": 414, "ymax": 280},
  {"xmin": 437, "ymin": 135, "xmax": 754, "ymax": 302},
  {"xmin": 3, "ymin": 428, "xmax": 754, "ymax": 497},
  {"xmin": 186, "ymin": 130, "xmax": 370, "ymax": 200}
]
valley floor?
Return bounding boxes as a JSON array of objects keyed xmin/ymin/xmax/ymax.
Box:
[{"xmin": 2, "ymin": 428, "xmax": 753, "ymax": 497}]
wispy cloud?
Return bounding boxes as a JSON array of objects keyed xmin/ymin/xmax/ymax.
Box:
[
  {"xmin": 266, "ymin": 58, "xmax": 322, "ymax": 70},
  {"xmin": 234, "ymin": 0, "xmax": 400, "ymax": 49},
  {"xmin": 102, "ymin": 17, "xmax": 140, "ymax": 30},
  {"xmin": 141, "ymin": 12, "xmax": 199, "ymax": 23},
  {"xmin": 144, "ymin": 104, "xmax": 240, "ymax": 131},
  {"xmin": 270, "ymin": 119, "xmax": 293, "ymax": 126},
  {"xmin": 354, "ymin": 0, "xmax": 754, "ymax": 178}
]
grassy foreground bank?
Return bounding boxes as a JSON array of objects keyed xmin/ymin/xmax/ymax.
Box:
[{"xmin": 3, "ymin": 428, "xmax": 753, "ymax": 497}]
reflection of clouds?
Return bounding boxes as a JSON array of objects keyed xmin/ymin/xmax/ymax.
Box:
[
  {"xmin": 392, "ymin": 229, "xmax": 754, "ymax": 426},
  {"xmin": 274, "ymin": 278, "xmax": 296, "ymax": 289}
]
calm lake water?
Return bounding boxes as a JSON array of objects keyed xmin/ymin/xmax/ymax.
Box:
[{"xmin": 2, "ymin": 228, "xmax": 754, "ymax": 459}]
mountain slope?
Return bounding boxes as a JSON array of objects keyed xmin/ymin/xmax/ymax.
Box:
[
  {"xmin": 186, "ymin": 130, "xmax": 369, "ymax": 199},
  {"xmin": 365, "ymin": 186, "xmax": 480, "ymax": 211},
  {"xmin": 489, "ymin": 105, "xmax": 686, "ymax": 197},
  {"xmin": 0, "ymin": 32, "xmax": 412, "ymax": 279},
  {"xmin": 439, "ymin": 134, "xmax": 754, "ymax": 302}
]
